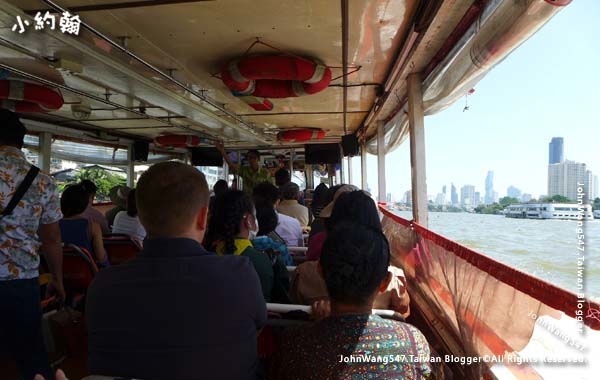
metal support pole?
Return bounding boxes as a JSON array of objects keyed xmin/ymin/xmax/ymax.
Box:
[
  {"xmin": 38, "ymin": 132, "xmax": 52, "ymax": 173},
  {"xmin": 126, "ymin": 144, "xmax": 135, "ymax": 187},
  {"xmin": 305, "ymin": 164, "xmax": 314, "ymax": 190},
  {"xmin": 348, "ymin": 156, "xmax": 353, "ymax": 186},
  {"xmin": 377, "ymin": 120, "xmax": 386, "ymax": 203},
  {"xmin": 339, "ymin": 145, "xmax": 345, "ymax": 184},
  {"xmin": 361, "ymin": 141, "xmax": 367, "ymax": 191},
  {"xmin": 408, "ymin": 73, "xmax": 428, "ymax": 227}
]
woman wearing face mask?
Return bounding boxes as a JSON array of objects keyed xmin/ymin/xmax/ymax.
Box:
[{"xmin": 209, "ymin": 189, "xmax": 275, "ymax": 301}]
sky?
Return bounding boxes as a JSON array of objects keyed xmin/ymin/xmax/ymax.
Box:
[{"xmin": 353, "ymin": 0, "xmax": 600, "ymax": 201}]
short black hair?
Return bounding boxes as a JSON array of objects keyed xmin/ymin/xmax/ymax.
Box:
[
  {"xmin": 247, "ymin": 149, "xmax": 260, "ymax": 159},
  {"xmin": 213, "ymin": 179, "xmax": 228, "ymax": 197},
  {"xmin": 0, "ymin": 109, "xmax": 27, "ymax": 148},
  {"xmin": 326, "ymin": 191, "xmax": 381, "ymax": 232},
  {"xmin": 281, "ymin": 182, "xmax": 299, "ymax": 200},
  {"xmin": 61, "ymin": 184, "xmax": 89, "ymax": 217},
  {"xmin": 252, "ymin": 181, "xmax": 280, "ymax": 208},
  {"xmin": 80, "ymin": 179, "xmax": 98, "ymax": 194},
  {"xmin": 274, "ymin": 168, "xmax": 291, "ymax": 187},
  {"xmin": 311, "ymin": 183, "xmax": 329, "ymax": 210},
  {"xmin": 320, "ymin": 221, "xmax": 390, "ymax": 305},
  {"xmin": 256, "ymin": 205, "xmax": 278, "ymax": 236}
]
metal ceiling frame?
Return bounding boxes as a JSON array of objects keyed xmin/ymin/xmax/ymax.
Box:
[
  {"xmin": 38, "ymin": 0, "xmax": 270, "ymax": 145},
  {"xmin": 28, "ymin": 0, "xmax": 214, "ymax": 14}
]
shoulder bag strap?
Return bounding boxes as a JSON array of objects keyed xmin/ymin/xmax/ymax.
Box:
[{"xmin": 1, "ymin": 165, "xmax": 40, "ymax": 217}]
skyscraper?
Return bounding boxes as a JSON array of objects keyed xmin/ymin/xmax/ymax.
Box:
[
  {"xmin": 450, "ymin": 183, "xmax": 458, "ymax": 205},
  {"xmin": 485, "ymin": 171, "xmax": 494, "ymax": 205},
  {"xmin": 548, "ymin": 160, "xmax": 594, "ymax": 203},
  {"xmin": 594, "ymin": 175, "xmax": 599, "ymax": 200},
  {"xmin": 474, "ymin": 192, "xmax": 481, "ymax": 205},
  {"xmin": 548, "ymin": 137, "xmax": 564, "ymax": 164},
  {"xmin": 507, "ymin": 186, "xmax": 522, "ymax": 199},
  {"xmin": 460, "ymin": 185, "xmax": 476, "ymax": 206},
  {"xmin": 404, "ymin": 190, "xmax": 412, "ymax": 206}
]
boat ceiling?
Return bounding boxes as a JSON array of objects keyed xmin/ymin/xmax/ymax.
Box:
[{"xmin": 0, "ymin": 0, "xmax": 475, "ymax": 148}]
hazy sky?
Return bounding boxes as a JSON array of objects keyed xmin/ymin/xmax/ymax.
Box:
[{"xmin": 354, "ymin": 0, "xmax": 599, "ymax": 201}]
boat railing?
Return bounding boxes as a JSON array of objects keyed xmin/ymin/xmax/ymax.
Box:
[{"xmin": 379, "ymin": 205, "xmax": 599, "ymax": 379}]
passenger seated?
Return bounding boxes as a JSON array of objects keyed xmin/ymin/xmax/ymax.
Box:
[
  {"xmin": 308, "ymin": 184, "xmax": 344, "ymax": 238},
  {"xmin": 105, "ymin": 185, "xmax": 130, "ymax": 227},
  {"xmin": 292, "ymin": 190, "xmax": 410, "ymax": 317},
  {"xmin": 209, "ymin": 189, "xmax": 278, "ymax": 302},
  {"xmin": 79, "ymin": 179, "xmax": 109, "ymax": 234},
  {"xmin": 253, "ymin": 181, "xmax": 303, "ymax": 247},
  {"xmin": 310, "ymin": 182, "xmax": 328, "ymax": 219},
  {"xmin": 277, "ymin": 182, "xmax": 311, "ymax": 228},
  {"xmin": 59, "ymin": 184, "xmax": 108, "ymax": 266},
  {"xmin": 270, "ymin": 222, "xmax": 432, "ymax": 379},
  {"xmin": 112, "ymin": 189, "xmax": 146, "ymax": 243},
  {"xmin": 252, "ymin": 205, "xmax": 293, "ymax": 266},
  {"xmin": 306, "ymin": 184, "xmax": 358, "ymax": 261},
  {"xmin": 274, "ymin": 167, "xmax": 291, "ymax": 189},
  {"xmin": 86, "ymin": 162, "xmax": 267, "ymax": 380}
]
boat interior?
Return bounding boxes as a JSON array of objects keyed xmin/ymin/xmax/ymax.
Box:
[{"xmin": 2, "ymin": 1, "xmax": 599, "ymax": 379}]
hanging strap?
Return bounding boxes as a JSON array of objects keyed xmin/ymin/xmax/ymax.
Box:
[{"xmin": 1, "ymin": 165, "xmax": 39, "ymax": 217}]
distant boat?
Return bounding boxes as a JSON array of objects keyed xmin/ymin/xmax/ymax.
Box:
[{"xmin": 505, "ymin": 203, "xmax": 593, "ymax": 220}]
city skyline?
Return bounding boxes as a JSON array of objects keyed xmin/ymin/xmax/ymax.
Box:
[{"xmin": 355, "ymin": 1, "xmax": 598, "ymax": 202}]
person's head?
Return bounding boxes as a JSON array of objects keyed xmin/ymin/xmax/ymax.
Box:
[
  {"xmin": 213, "ymin": 179, "xmax": 228, "ymax": 197},
  {"xmin": 0, "ymin": 110, "xmax": 27, "ymax": 149},
  {"xmin": 60, "ymin": 184, "xmax": 89, "ymax": 217},
  {"xmin": 311, "ymin": 183, "xmax": 329, "ymax": 211},
  {"xmin": 256, "ymin": 205, "xmax": 278, "ymax": 236},
  {"xmin": 209, "ymin": 189, "xmax": 257, "ymax": 254},
  {"xmin": 274, "ymin": 168, "xmax": 291, "ymax": 187},
  {"xmin": 319, "ymin": 184, "xmax": 359, "ymax": 218},
  {"xmin": 326, "ymin": 190, "xmax": 380, "ymax": 232},
  {"xmin": 126, "ymin": 189, "xmax": 138, "ymax": 217},
  {"xmin": 320, "ymin": 221, "xmax": 391, "ymax": 308},
  {"xmin": 80, "ymin": 179, "xmax": 98, "ymax": 204},
  {"xmin": 136, "ymin": 161, "xmax": 210, "ymax": 241},
  {"xmin": 252, "ymin": 181, "xmax": 280, "ymax": 209},
  {"xmin": 247, "ymin": 149, "xmax": 260, "ymax": 171},
  {"xmin": 109, "ymin": 185, "xmax": 130, "ymax": 208},
  {"xmin": 281, "ymin": 182, "xmax": 300, "ymax": 201}
]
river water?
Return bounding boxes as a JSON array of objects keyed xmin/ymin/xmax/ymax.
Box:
[{"xmin": 393, "ymin": 211, "xmax": 600, "ymax": 299}]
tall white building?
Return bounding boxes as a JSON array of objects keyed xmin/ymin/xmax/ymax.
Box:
[
  {"xmin": 460, "ymin": 185, "xmax": 476, "ymax": 206},
  {"xmin": 548, "ymin": 160, "xmax": 594, "ymax": 203}
]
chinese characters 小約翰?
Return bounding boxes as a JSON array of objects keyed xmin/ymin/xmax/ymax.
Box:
[{"xmin": 12, "ymin": 11, "xmax": 81, "ymax": 35}]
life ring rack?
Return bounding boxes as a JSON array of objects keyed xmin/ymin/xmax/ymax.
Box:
[
  {"xmin": 277, "ymin": 128, "xmax": 326, "ymax": 143},
  {"xmin": 0, "ymin": 79, "xmax": 64, "ymax": 112},
  {"xmin": 221, "ymin": 55, "xmax": 332, "ymax": 99},
  {"xmin": 154, "ymin": 134, "xmax": 209, "ymax": 148}
]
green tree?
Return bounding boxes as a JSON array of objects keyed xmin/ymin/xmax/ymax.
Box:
[
  {"xmin": 540, "ymin": 194, "xmax": 572, "ymax": 203},
  {"xmin": 474, "ymin": 203, "xmax": 504, "ymax": 214},
  {"xmin": 593, "ymin": 197, "xmax": 600, "ymax": 210},
  {"xmin": 75, "ymin": 167, "xmax": 126, "ymax": 201},
  {"xmin": 499, "ymin": 196, "xmax": 520, "ymax": 208}
]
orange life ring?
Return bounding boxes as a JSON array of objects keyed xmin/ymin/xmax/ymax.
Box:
[
  {"xmin": 154, "ymin": 135, "xmax": 207, "ymax": 148},
  {"xmin": 221, "ymin": 55, "xmax": 332, "ymax": 99},
  {"xmin": 277, "ymin": 128, "xmax": 325, "ymax": 142},
  {"xmin": 0, "ymin": 79, "xmax": 64, "ymax": 112}
]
